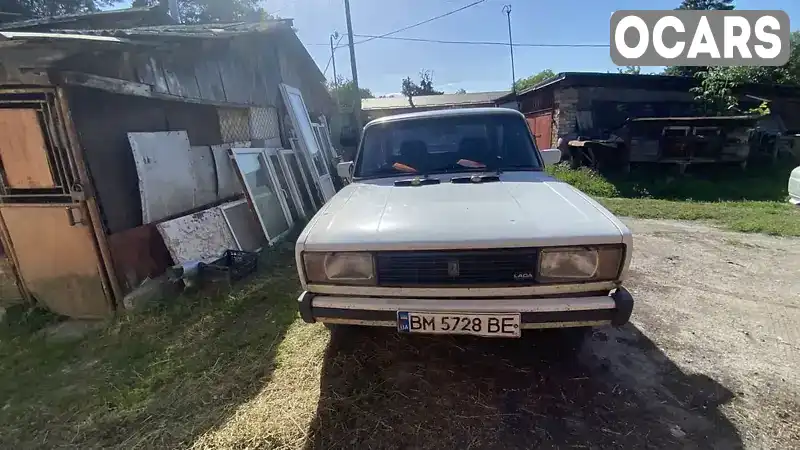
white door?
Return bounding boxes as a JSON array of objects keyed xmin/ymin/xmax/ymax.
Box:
[
  {"xmin": 279, "ymin": 83, "xmax": 337, "ymax": 201},
  {"xmin": 263, "ymin": 148, "xmax": 307, "ymax": 220},
  {"xmin": 230, "ymin": 148, "xmax": 293, "ymax": 245},
  {"xmin": 280, "ymin": 148, "xmax": 317, "ymax": 215}
]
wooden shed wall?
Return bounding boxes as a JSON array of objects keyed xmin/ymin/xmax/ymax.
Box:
[{"xmin": 67, "ymin": 87, "xmax": 222, "ymax": 233}]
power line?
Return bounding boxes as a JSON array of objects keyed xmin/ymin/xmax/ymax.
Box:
[
  {"xmin": 352, "ymin": 34, "xmax": 610, "ymax": 48},
  {"xmin": 352, "ymin": 0, "xmax": 488, "ymax": 45},
  {"xmin": 323, "ymin": 34, "xmax": 345, "ymax": 76}
]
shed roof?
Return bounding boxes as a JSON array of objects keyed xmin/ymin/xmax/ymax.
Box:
[
  {"xmin": 0, "ymin": 6, "xmax": 172, "ymax": 31},
  {"xmin": 362, "ymin": 90, "xmax": 511, "ymax": 111},
  {"xmin": 504, "ymin": 71, "xmax": 800, "ymax": 101}
]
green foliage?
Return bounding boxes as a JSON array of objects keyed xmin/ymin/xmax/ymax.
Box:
[
  {"xmin": 692, "ymin": 32, "xmax": 800, "ymax": 114},
  {"xmin": 401, "ymin": 70, "xmax": 443, "ymax": 97},
  {"xmin": 328, "ymin": 76, "xmax": 374, "ymax": 111},
  {"xmin": 131, "ymin": 0, "xmax": 269, "ymax": 23},
  {"xmin": 618, "ymin": 66, "xmax": 642, "ymax": 75},
  {"xmin": 547, "ymin": 162, "xmax": 800, "ymax": 236},
  {"xmin": 676, "ymin": 0, "xmax": 734, "ymax": 10},
  {"xmin": 0, "ymin": 0, "xmax": 114, "ymax": 19},
  {"xmin": 514, "ymin": 69, "xmax": 555, "ymax": 92}
]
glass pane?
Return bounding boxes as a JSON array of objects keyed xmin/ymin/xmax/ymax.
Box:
[
  {"xmin": 286, "ymin": 153, "xmax": 315, "ymax": 214},
  {"xmin": 288, "ymin": 92, "xmax": 330, "ymax": 178},
  {"xmin": 269, "ymin": 154, "xmax": 299, "ymax": 221},
  {"xmin": 233, "ymin": 152, "xmax": 289, "ymax": 240}
]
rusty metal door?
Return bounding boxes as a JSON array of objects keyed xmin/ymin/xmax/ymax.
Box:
[
  {"xmin": 0, "ymin": 204, "xmax": 109, "ymax": 318},
  {"xmin": 526, "ymin": 111, "xmax": 553, "ymax": 150},
  {"xmin": 0, "ymin": 92, "xmax": 114, "ymax": 318}
]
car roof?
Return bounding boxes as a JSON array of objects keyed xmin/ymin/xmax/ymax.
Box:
[{"xmin": 364, "ymin": 107, "xmax": 524, "ymax": 128}]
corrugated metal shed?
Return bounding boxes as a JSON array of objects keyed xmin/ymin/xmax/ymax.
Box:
[{"xmin": 362, "ymin": 91, "xmax": 511, "ymax": 111}]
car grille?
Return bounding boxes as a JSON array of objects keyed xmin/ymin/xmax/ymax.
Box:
[{"xmin": 375, "ymin": 248, "xmax": 539, "ymax": 286}]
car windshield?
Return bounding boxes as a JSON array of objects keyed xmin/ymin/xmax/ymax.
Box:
[{"xmin": 354, "ymin": 113, "xmax": 542, "ymax": 178}]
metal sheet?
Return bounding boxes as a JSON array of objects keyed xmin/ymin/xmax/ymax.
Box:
[
  {"xmin": 128, "ymin": 131, "xmax": 195, "ymax": 224},
  {"xmin": 211, "ymin": 142, "xmax": 248, "ymax": 199},
  {"xmin": 0, "ymin": 109, "xmax": 56, "ymax": 188},
  {"xmin": 0, "ymin": 204, "xmax": 111, "ymax": 318},
  {"xmin": 107, "ymin": 224, "xmax": 173, "ymax": 293},
  {"xmin": 220, "ymin": 200, "xmax": 265, "ymax": 251},
  {"xmin": 189, "ymin": 145, "xmax": 217, "ymax": 207},
  {"xmin": 156, "ymin": 205, "xmax": 237, "ymax": 264}
]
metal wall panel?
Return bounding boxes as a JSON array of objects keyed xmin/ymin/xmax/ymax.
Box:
[
  {"xmin": 156, "ymin": 205, "xmax": 238, "ymax": 264},
  {"xmin": 211, "ymin": 142, "xmax": 248, "ymax": 199},
  {"xmin": 128, "ymin": 131, "xmax": 196, "ymax": 224}
]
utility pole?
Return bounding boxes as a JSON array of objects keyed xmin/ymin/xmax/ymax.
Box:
[
  {"xmin": 330, "ymin": 32, "xmax": 340, "ymax": 87},
  {"xmin": 343, "ymin": 0, "xmax": 362, "ymax": 131},
  {"xmin": 502, "ymin": 5, "xmax": 516, "ymax": 96}
]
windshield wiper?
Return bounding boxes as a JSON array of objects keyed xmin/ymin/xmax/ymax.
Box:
[
  {"xmin": 450, "ymin": 174, "xmax": 501, "ymax": 184},
  {"xmin": 394, "ymin": 177, "xmax": 441, "ymax": 187}
]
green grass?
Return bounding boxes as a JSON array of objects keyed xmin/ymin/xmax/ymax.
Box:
[
  {"xmin": 0, "ymin": 251, "xmax": 303, "ymax": 449},
  {"xmin": 546, "ymin": 162, "xmax": 800, "ymax": 236}
]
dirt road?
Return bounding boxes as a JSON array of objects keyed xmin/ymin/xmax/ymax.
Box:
[{"xmin": 196, "ymin": 219, "xmax": 800, "ymax": 449}]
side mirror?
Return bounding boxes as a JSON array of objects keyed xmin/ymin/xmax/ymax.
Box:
[
  {"xmin": 337, "ymin": 161, "xmax": 354, "ymax": 180},
  {"xmin": 540, "ymin": 148, "xmax": 562, "ymax": 166}
]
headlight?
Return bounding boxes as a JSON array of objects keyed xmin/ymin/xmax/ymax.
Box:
[
  {"xmin": 537, "ymin": 246, "xmax": 623, "ymax": 283},
  {"xmin": 303, "ymin": 252, "xmax": 375, "ymax": 285}
]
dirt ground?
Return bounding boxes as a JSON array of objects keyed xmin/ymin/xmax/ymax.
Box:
[{"xmin": 192, "ymin": 218, "xmax": 799, "ymax": 449}]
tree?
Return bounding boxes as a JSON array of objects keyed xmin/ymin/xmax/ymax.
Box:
[
  {"xmin": 401, "ymin": 70, "xmax": 443, "ymax": 97},
  {"xmin": 676, "ymin": 0, "xmax": 734, "ymax": 10},
  {"xmin": 131, "ymin": 0, "xmax": 268, "ymax": 23},
  {"xmin": 0, "ymin": 0, "xmax": 114, "ymax": 20},
  {"xmin": 693, "ymin": 31, "xmax": 800, "ymax": 114},
  {"xmin": 328, "ymin": 76, "xmax": 373, "ymax": 111},
  {"xmin": 454, "ymin": 88, "xmax": 467, "ymax": 94},
  {"xmin": 514, "ymin": 69, "xmax": 555, "ymax": 92},
  {"xmin": 666, "ymin": 0, "xmax": 736, "ymax": 77},
  {"xmin": 618, "ymin": 65, "xmax": 642, "ymax": 75}
]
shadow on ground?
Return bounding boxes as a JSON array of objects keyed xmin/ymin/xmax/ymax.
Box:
[
  {"xmin": 0, "ymin": 251, "xmax": 300, "ymax": 449},
  {"xmin": 306, "ymin": 324, "xmax": 742, "ymax": 449}
]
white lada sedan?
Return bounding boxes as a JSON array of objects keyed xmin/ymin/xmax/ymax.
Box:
[{"xmin": 295, "ymin": 108, "xmax": 633, "ymax": 338}]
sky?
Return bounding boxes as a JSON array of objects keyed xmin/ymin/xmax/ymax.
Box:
[
  {"xmin": 110, "ymin": 0, "xmax": 800, "ymax": 96},
  {"xmin": 275, "ymin": 0, "xmax": 800, "ymax": 96}
]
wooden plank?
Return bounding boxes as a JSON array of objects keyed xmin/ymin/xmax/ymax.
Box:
[
  {"xmin": 165, "ymin": 60, "xmax": 201, "ymax": 99},
  {"xmin": 0, "ymin": 204, "xmax": 110, "ymax": 318},
  {"xmin": 0, "ymin": 109, "xmax": 55, "ymax": 188},
  {"xmin": 60, "ymin": 70, "xmax": 258, "ymax": 109},
  {"xmin": 148, "ymin": 57, "xmax": 170, "ymax": 94},
  {"xmin": 195, "ymin": 59, "xmax": 227, "ymax": 102},
  {"xmin": 60, "ymin": 71, "xmax": 152, "ymax": 97}
]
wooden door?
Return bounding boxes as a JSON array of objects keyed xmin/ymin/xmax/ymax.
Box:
[
  {"xmin": 0, "ymin": 109, "xmax": 57, "ymax": 188},
  {"xmin": 526, "ymin": 111, "xmax": 553, "ymax": 150},
  {"xmin": 0, "ymin": 205, "xmax": 110, "ymax": 318}
]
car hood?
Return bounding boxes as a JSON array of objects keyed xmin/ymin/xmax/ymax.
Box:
[{"xmin": 300, "ymin": 172, "xmax": 629, "ymax": 251}]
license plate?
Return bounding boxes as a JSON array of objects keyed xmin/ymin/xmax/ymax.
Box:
[{"xmin": 397, "ymin": 311, "xmax": 521, "ymax": 338}]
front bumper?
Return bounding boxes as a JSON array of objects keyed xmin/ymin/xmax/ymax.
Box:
[{"xmin": 298, "ymin": 287, "xmax": 634, "ymax": 329}]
